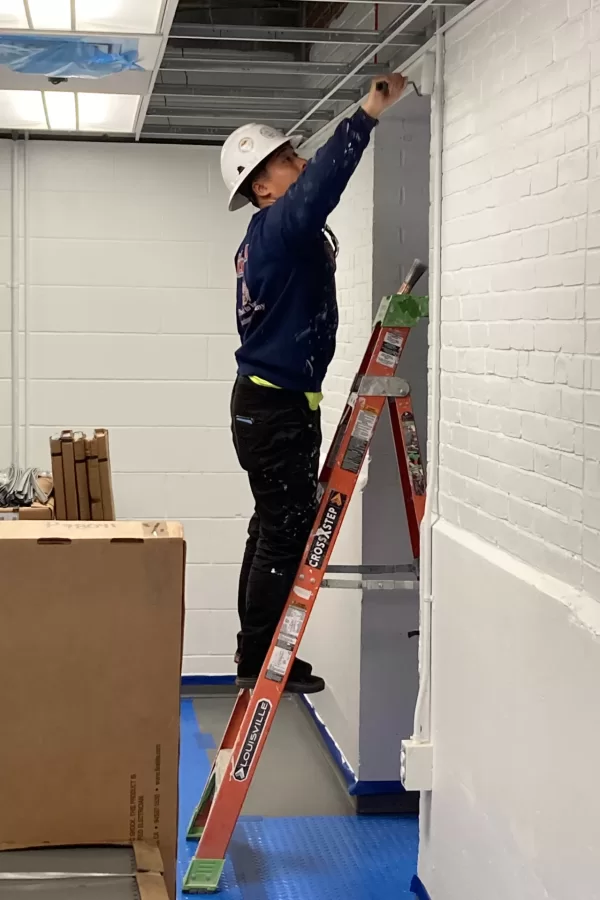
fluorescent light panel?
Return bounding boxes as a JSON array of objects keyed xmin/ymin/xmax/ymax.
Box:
[
  {"xmin": 0, "ymin": 90, "xmax": 140, "ymax": 132},
  {"xmin": 0, "ymin": 0, "xmax": 28, "ymax": 28},
  {"xmin": 28, "ymin": 0, "xmax": 71, "ymax": 30},
  {"xmin": 45, "ymin": 91, "xmax": 77, "ymax": 130},
  {"xmin": 0, "ymin": 0, "xmax": 163, "ymax": 32},
  {"xmin": 76, "ymin": 0, "xmax": 164, "ymax": 34},
  {"xmin": 77, "ymin": 92, "xmax": 139, "ymax": 131}
]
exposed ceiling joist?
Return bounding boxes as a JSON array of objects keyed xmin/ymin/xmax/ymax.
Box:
[
  {"xmin": 141, "ymin": 123, "xmax": 309, "ymax": 141},
  {"xmin": 289, "ymin": 0, "xmax": 438, "ymax": 132},
  {"xmin": 152, "ymin": 84, "xmax": 362, "ymax": 103},
  {"xmin": 169, "ymin": 23, "xmax": 422, "ymax": 46},
  {"xmin": 147, "ymin": 105, "xmax": 334, "ymax": 122},
  {"xmin": 160, "ymin": 58, "xmax": 387, "ymax": 76}
]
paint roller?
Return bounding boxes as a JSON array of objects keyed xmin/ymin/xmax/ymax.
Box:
[{"xmin": 376, "ymin": 51, "xmax": 436, "ymax": 99}]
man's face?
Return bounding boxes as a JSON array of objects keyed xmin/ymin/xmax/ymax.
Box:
[{"xmin": 252, "ymin": 144, "xmax": 307, "ymax": 205}]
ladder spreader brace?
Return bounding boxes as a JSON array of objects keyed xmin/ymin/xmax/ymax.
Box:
[{"xmin": 183, "ymin": 259, "xmax": 429, "ymax": 893}]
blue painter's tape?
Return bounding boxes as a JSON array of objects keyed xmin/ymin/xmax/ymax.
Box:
[
  {"xmin": 298, "ymin": 695, "xmax": 357, "ymax": 790},
  {"xmin": 181, "ymin": 674, "xmax": 236, "ymax": 686},
  {"xmin": 410, "ymin": 875, "xmax": 432, "ymax": 899},
  {"xmin": 349, "ymin": 780, "xmax": 406, "ymax": 797}
]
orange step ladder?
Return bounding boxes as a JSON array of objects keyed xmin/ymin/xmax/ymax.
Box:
[{"xmin": 183, "ymin": 259, "xmax": 429, "ymax": 893}]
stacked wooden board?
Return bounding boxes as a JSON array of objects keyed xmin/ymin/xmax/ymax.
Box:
[{"xmin": 50, "ymin": 429, "xmax": 115, "ymax": 521}]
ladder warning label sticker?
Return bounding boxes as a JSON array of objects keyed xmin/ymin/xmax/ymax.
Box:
[
  {"xmin": 305, "ymin": 491, "xmax": 347, "ymax": 570},
  {"xmin": 266, "ymin": 604, "xmax": 307, "ymax": 683},
  {"xmin": 266, "ymin": 647, "xmax": 292, "ymax": 682},
  {"xmin": 377, "ymin": 331, "xmax": 404, "ymax": 369},
  {"xmin": 282, "ymin": 603, "xmax": 306, "ymax": 638},
  {"xmin": 341, "ymin": 407, "xmax": 378, "ymax": 474},
  {"xmin": 233, "ymin": 699, "xmax": 272, "ymax": 781}
]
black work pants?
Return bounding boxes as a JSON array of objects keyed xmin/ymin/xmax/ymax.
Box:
[{"xmin": 231, "ymin": 376, "xmax": 321, "ymax": 673}]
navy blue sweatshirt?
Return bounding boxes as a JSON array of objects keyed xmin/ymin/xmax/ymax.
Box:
[{"xmin": 234, "ymin": 107, "xmax": 377, "ymax": 393}]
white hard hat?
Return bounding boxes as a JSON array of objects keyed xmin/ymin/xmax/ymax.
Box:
[{"xmin": 221, "ymin": 122, "xmax": 303, "ymax": 212}]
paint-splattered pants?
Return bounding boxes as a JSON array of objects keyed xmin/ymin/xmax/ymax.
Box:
[{"xmin": 231, "ymin": 376, "xmax": 321, "ymax": 675}]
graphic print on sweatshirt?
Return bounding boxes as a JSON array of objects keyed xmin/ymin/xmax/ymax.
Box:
[{"xmin": 236, "ymin": 243, "xmax": 264, "ymax": 328}]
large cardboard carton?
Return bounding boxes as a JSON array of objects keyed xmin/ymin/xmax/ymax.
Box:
[
  {"xmin": 0, "ymin": 841, "xmax": 170, "ymax": 900},
  {"xmin": 73, "ymin": 433, "xmax": 91, "ymax": 520},
  {"xmin": 50, "ymin": 436, "xmax": 67, "ymax": 520},
  {"xmin": 0, "ymin": 521, "xmax": 185, "ymax": 899},
  {"xmin": 60, "ymin": 430, "xmax": 79, "ymax": 519},
  {"xmin": 86, "ymin": 436, "xmax": 104, "ymax": 521},
  {"xmin": 95, "ymin": 428, "xmax": 115, "ymax": 520}
]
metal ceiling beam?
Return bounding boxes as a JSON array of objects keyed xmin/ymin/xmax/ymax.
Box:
[
  {"xmin": 152, "ymin": 84, "xmax": 362, "ymax": 103},
  {"xmin": 288, "ymin": 0, "xmax": 437, "ymax": 132},
  {"xmin": 147, "ymin": 106, "xmax": 334, "ymax": 122},
  {"xmin": 160, "ymin": 58, "xmax": 386, "ymax": 76},
  {"xmin": 141, "ymin": 124, "xmax": 310, "ymax": 141},
  {"xmin": 141, "ymin": 125, "xmax": 235, "ymax": 141},
  {"xmin": 169, "ymin": 23, "xmax": 422, "ymax": 46}
]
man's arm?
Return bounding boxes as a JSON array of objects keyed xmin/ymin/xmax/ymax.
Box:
[{"xmin": 264, "ymin": 74, "xmax": 407, "ymax": 244}]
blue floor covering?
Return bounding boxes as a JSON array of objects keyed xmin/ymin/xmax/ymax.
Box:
[{"xmin": 177, "ymin": 698, "xmax": 419, "ymax": 900}]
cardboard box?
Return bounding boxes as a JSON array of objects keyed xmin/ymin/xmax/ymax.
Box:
[
  {"xmin": 86, "ymin": 437, "xmax": 104, "ymax": 521},
  {"xmin": 0, "ymin": 475, "xmax": 55, "ymax": 522},
  {"xmin": 60, "ymin": 431, "xmax": 79, "ymax": 520},
  {"xmin": 0, "ymin": 841, "xmax": 170, "ymax": 900},
  {"xmin": 0, "ymin": 506, "xmax": 53, "ymax": 521},
  {"xmin": 95, "ymin": 429, "xmax": 115, "ymax": 520},
  {"xmin": 0, "ymin": 521, "xmax": 185, "ymax": 899},
  {"xmin": 73, "ymin": 433, "xmax": 91, "ymax": 520},
  {"xmin": 50, "ymin": 436, "xmax": 67, "ymax": 520}
]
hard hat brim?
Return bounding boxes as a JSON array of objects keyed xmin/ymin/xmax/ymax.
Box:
[{"xmin": 228, "ymin": 133, "xmax": 303, "ymax": 212}]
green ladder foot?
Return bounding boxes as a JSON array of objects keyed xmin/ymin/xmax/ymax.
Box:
[{"xmin": 183, "ymin": 858, "xmax": 225, "ymax": 894}]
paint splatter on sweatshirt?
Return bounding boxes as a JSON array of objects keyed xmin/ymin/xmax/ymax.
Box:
[{"xmin": 234, "ymin": 107, "xmax": 377, "ymax": 393}]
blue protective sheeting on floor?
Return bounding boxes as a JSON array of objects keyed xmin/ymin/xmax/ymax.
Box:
[{"xmin": 178, "ymin": 698, "xmax": 419, "ymax": 899}]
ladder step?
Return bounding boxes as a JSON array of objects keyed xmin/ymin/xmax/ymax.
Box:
[{"xmin": 322, "ymin": 578, "xmax": 419, "ymax": 591}]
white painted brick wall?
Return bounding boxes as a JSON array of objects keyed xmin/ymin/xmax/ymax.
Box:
[
  {"xmin": 438, "ymin": 0, "xmax": 600, "ymax": 593},
  {"xmin": 2, "ymin": 138, "xmax": 251, "ymax": 675}
]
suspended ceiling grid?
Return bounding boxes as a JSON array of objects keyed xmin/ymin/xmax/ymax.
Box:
[{"xmin": 143, "ymin": 0, "xmax": 475, "ymax": 145}]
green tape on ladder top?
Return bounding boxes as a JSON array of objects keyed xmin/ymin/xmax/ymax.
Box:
[{"xmin": 375, "ymin": 293, "xmax": 429, "ymax": 328}]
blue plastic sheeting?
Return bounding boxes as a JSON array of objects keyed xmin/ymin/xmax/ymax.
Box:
[
  {"xmin": 0, "ymin": 36, "xmax": 142, "ymax": 78},
  {"xmin": 178, "ymin": 698, "xmax": 420, "ymax": 900}
]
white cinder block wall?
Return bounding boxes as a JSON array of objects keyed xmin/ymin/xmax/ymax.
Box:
[
  {"xmin": 0, "ymin": 142, "xmax": 11, "ymax": 466},
  {"xmin": 1, "ymin": 132, "xmax": 376, "ymax": 700},
  {"xmin": 4, "ymin": 139, "xmax": 252, "ymax": 675},
  {"xmin": 420, "ymin": 1, "xmax": 600, "ymax": 898}
]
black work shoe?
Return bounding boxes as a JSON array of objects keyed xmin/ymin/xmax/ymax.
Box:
[{"xmin": 236, "ymin": 658, "xmax": 325, "ymax": 694}]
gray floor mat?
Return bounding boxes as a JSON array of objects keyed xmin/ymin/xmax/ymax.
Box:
[{"xmin": 192, "ymin": 692, "xmax": 353, "ymax": 818}]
